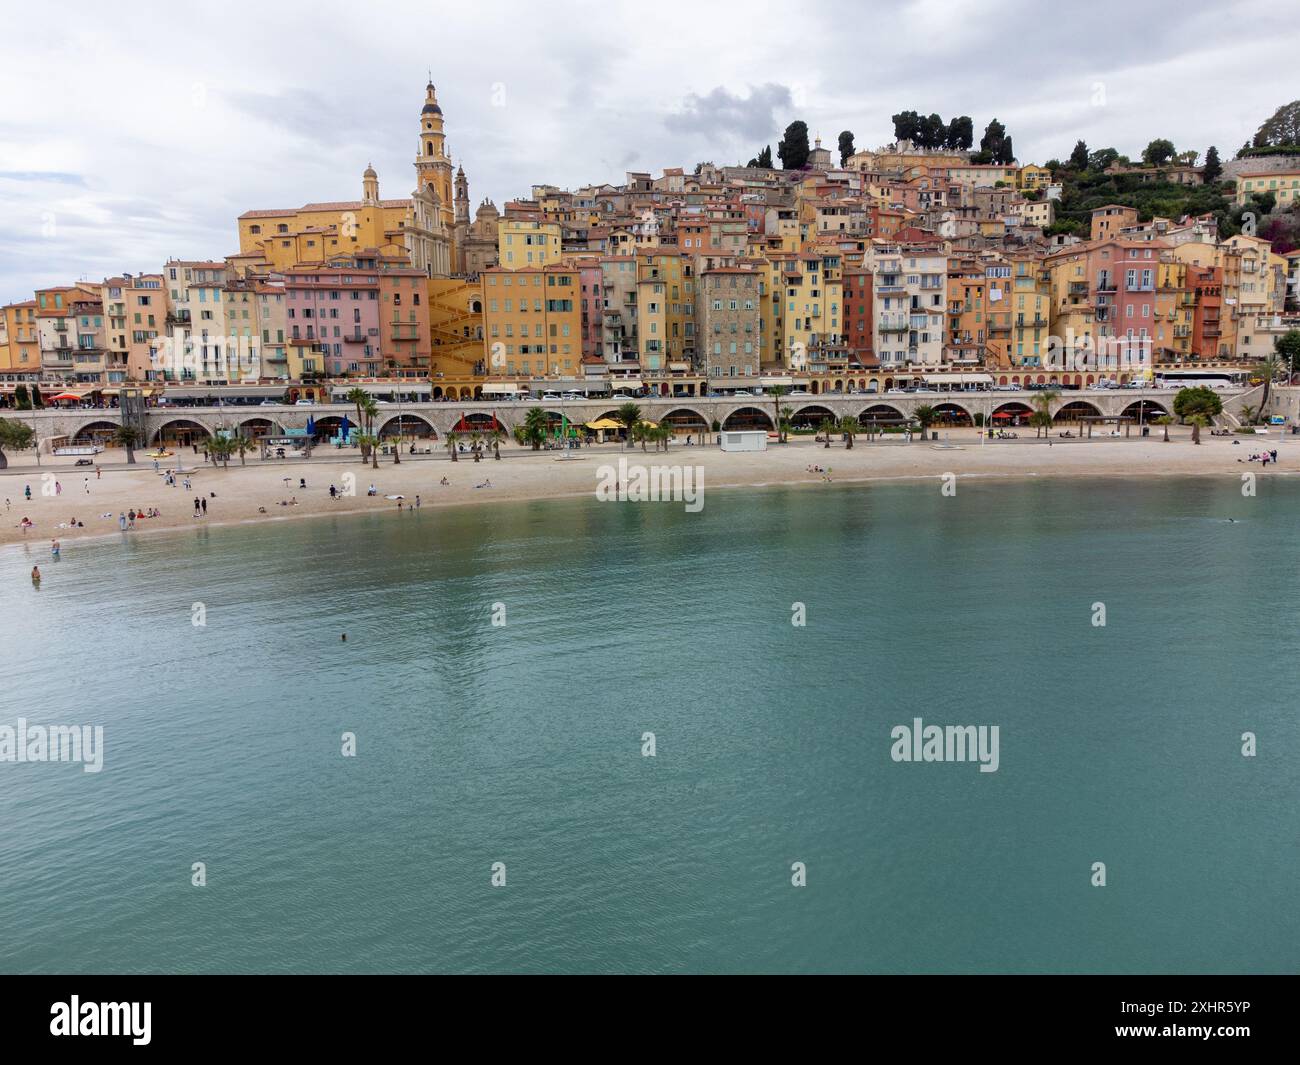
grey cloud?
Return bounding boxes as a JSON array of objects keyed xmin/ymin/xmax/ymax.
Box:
[{"xmin": 665, "ymin": 83, "xmax": 792, "ymax": 142}]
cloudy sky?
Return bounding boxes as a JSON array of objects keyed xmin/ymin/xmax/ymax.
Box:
[{"xmin": 1, "ymin": 0, "xmax": 1295, "ymax": 303}]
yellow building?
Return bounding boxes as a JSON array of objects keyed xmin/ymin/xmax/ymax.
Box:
[
  {"xmin": 428, "ymin": 278, "xmax": 486, "ymax": 379},
  {"xmin": 481, "ymin": 264, "xmax": 580, "ymax": 377},
  {"xmin": 1153, "ymin": 260, "xmax": 1193, "ymax": 361},
  {"xmin": 0, "ymin": 300, "xmax": 40, "ymax": 378},
  {"xmin": 1235, "ymin": 169, "xmax": 1300, "ymax": 206},
  {"xmin": 1004, "ymin": 255, "xmax": 1051, "ymax": 370},
  {"xmin": 1045, "ymin": 247, "xmax": 1095, "ymax": 367},
  {"xmin": 1017, "ymin": 164, "xmax": 1052, "ymax": 191},
  {"xmin": 236, "ymin": 83, "xmax": 459, "ymax": 277},
  {"xmin": 634, "ymin": 251, "xmax": 694, "ymax": 371},
  {"xmin": 497, "ymin": 219, "xmax": 563, "ymax": 269}
]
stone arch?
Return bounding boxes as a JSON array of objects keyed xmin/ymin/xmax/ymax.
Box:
[
  {"xmin": 790, "ymin": 404, "xmax": 836, "ymax": 429},
  {"xmin": 379, "ymin": 414, "xmax": 436, "ymax": 439},
  {"xmin": 661, "ymin": 408, "xmax": 709, "ymax": 434},
  {"xmin": 931, "ymin": 401, "xmax": 973, "ymax": 426},
  {"xmin": 70, "ymin": 419, "xmax": 121, "ymax": 446},
  {"xmin": 991, "ymin": 402, "xmax": 1033, "ymax": 428},
  {"xmin": 1122, "ymin": 400, "xmax": 1167, "ymax": 420},
  {"xmin": 151, "ymin": 419, "xmax": 213, "ymax": 446},
  {"xmin": 1054, "ymin": 400, "xmax": 1103, "ymax": 423},
  {"xmin": 721, "ymin": 406, "xmax": 774, "ymax": 430},
  {"xmin": 237, "ymin": 417, "xmax": 278, "ymax": 439},
  {"xmin": 860, "ymin": 402, "xmax": 907, "ymax": 421}
]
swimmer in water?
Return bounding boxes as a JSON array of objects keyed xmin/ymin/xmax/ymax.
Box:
[{"xmin": 31, "ymin": 565, "xmax": 41, "ymax": 584}]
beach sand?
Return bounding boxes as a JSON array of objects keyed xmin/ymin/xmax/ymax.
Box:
[{"xmin": 0, "ymin": 426, "xmax": 1289, "ymax": 547}]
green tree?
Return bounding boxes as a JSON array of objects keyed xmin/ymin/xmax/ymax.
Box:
[
  {"xmin": 445, "ymin": 429, "xmax": 460, "ymax": 462},
  {"xmin": 522, "ymin": 407, "xmax": 549, "ymax": 450},
  {"xmin": 488, "ymin": 427, "xmax": 505, "ymax": 459},
  {"xmin": 1274, "ymin": 330, "xmax": 1300, "ymax": 376},
  {"xmin": 345, "ymin": 387, "xmax": 369, "ymax": 438},
  {"xmin": 1202, "ymin": 145, "xmax": 1222, "ymax": 184},
  {"xmin": 1155, "ymin": 415, "xmax": 1174, "ymax": 442},
  {"xmin": 837, "ymin": 131, "xmax": 854, "ymax": 166},
  {"xmin": 233, "ymin": 434, "xmax": 253, "ymax": 466},
  {"xmin": 1068, "ymin": 139, "xmax": 1090, "ymax": 170},
  {"xmin": 818, "ymin": 417, "xmax": 836, "ymax": 447},
  {"xmin": 615, "ymin": 402, "xmax": 642, "ymax": 449},
  {"xmin": 892, "ymin": 110, "xmax": 921, "ymax": 143},
  {"xmin": 469, "ymin": 429, "xmax": 484, "ymax": 461},
  {"xmin": 1088, "ymin": 147, "xmax": 1120, "ymax": 171},
  {"xmin": 632, "ymin": 421, "xmax": 653, "ymax": 452},
  {"xmin": 769, "ymin": 384, "xmax": 789, "ymax": 442},
  {"xmin": 757, "ymin": 145, "xmax": 772, "ymax": 168},
  {"xmin": 1173, "ymin": 386, "xmax": 1223, "ymax": 443},
  {"xmin": 0, "ymin": 417, "xmax": 35, "ymax": 469},
  {"xmin": 112, "ymin": 424, "xmax": 143, "ymax": 465},
  {"xmin": 778, "ymin": 121, "xmax": 810, "ymax": 170},
  {"xmin": 30, "ymin": 384, "xmax": 43, "ymax": 409},
  {"xmin": 837, "ymin": 415, "xmax": 858, "ymax": 450},
  {"xmin": 946, "ymin": 116, "xmax": 974, "ymax": 151},
  {"xmin": 1239, "ymin": 405, "xmax": 1258, "ymax": 427},
  {"xmin": 14, "ymin": 384, "xmax": 30, "ymax": 410},
  {"xmin": 209, "ymin": 435, "xmax": 236, "ymax": 468},
  {"xmin": 1030, "ymin": 389, "xmax": 1060, "ymax": 438},
  {"xmin": 1252, "ymin": 100, "xmax": 1300, "ymax": 148},
  {"xmin": 1257, "ymin": 355, "xmax": 1282, "ymax": 417},
  {"xmin": 913, "ymin": 405, "xmax": 937, "ymax": 438},
  {"xmin": 980, "ymin": 119, "xmax": 1014, "ymax": 165},
  {"xmin": 1142, "ymin": 138, "xmax": 1176, "ymax": 167}
]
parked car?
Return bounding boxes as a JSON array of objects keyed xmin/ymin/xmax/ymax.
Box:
[
  {"xmin": 731, "ymin": 389, "xmax": 753, "ymax": 397},
  {"xmin": 788, "ymin": 390, "xmax": 812, "ymax": 396},
  {"xmin": 295, "ymin": 399, "xmax": 315, "ymax": 406},
  {"xmin": 74, "ymin": 458, "xmax": 95, "ymax": 467}
]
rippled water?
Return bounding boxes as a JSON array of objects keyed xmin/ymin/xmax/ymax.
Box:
[{"xmin": 1, "ymin": 477, "xmax": 1296, "ymax": 973}]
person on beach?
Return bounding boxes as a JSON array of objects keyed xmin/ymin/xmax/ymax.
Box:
[
  {"xmin": 201, "ymin": 497, "xmax": 207, "ymax": 515},
  {"xmin": 24, "ymin": 484, "xmax": 31, "ymax": 500},
  {"xmin": 329, "ymin": 485, "xmax": 337, "ymax": 499},
  {"xmin": 96, "ymin": 466, "xmax": 101, "ymax": 479},
  {"xmin": 193, "ymin": 497, "xmax": 201, "ymax": 517},
  {"xmin": 118, "ymin": 512, "xmax": 126, "ymax": 531},
  {"xmin": 84, "ymin": 478, "xmax": 90, "ymax": 494},
  {"xmin": 127, "ymin": 509, "xmax": 136, "ymax": 529},
  {"xmin": 51, "ymin": 538, "xmax": 60, "ymax": 559},
  {"xmin": 415, "ymin": 495, "xmax": 420, "ymax": 508},
  {"xmin": 440, "ymin": 477, "xmax": 449, "ymax": 486}
]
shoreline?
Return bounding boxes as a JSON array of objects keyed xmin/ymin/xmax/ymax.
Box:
[{"xmin": 2, "ymin": 428, "xmax": 1292, "ymax": 554}]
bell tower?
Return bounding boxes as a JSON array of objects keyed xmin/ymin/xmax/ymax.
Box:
[{"xmin": 415, "ymin": 79, "xmax": 454, "ymax": 232}]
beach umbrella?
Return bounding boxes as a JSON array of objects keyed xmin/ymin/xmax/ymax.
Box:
[{"xmin": 306, "ymin": 416, "xmax": 317, "ymax": 435}]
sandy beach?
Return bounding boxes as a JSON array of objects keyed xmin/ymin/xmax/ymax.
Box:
[{"xmin": 1, "ymin": 425, "xmax": 1291, "ymax": 547}]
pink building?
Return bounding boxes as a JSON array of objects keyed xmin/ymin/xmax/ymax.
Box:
[
  {"xmin": 1089, "ymin": 239, "xmax": 1163, "ymax": 371},
  {"xmin": 284, "ymin": 256, "xmax": 383, "ymax": 376},
  {"xmin": 578, "ymin": 264, "xmax": 602, "ymax": 359}
]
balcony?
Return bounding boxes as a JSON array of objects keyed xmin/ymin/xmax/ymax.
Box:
[
  {"xmin": 1068, "ymin": 282, "xmax": 1089, "ymax": 295},
  {"xmin": 343, "ymin": 333, "xmax": 368, "ymax": 343}
]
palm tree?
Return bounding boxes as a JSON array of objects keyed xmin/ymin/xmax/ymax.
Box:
[
  {"xmin": 522, "ymin": 407, "xmax": 548, "ymax": 450},
  {"xmin": 1258, "ymin": 355, "xmax": 1281, "ymax": 419},
  {"xmin": 1030, "ymin": 389, "xmax": 1060, "ymax": 438},
  {"xmin": 469, "ymin": 429, "xmax": 484, "ymax": 461},
  {"xmin": 1029, "ymin": 410, "xmax": 1054, "ymax": 438},
  {"xmin": 616, "ymin": 402, "xmax": 642, "ymax": 449},
  {"xmin": 913, "ymin": 405, "xmax": 937, "ymax": 440},
  {"xmin": 233, "ymin": 434, "xmax": 253, "ymax": 466},
  {"xmin": 111, "ymin": 424, "xmax": 143, "ymax": 465},
  {"xmin": 1155, "ymin": 415, "xmax": 1174, "ymax": 442},
  {"xmin": 354, "ymin": 432, "xmax": 379, "ymax": 467},
  {"xmin": 488, "ymin": 427, "xmax": 505, "ymax": 459},
  {"xmin": 818, "ymin": 417, "xmax": 836, "ymax": 448},
  {"xmin": 632, "ymin": 421, "xmax": 652, "ymax": 452},
  {"xmin": 657, "ymin": 425, "xmax": 673, "ymax": 451},
  {"xmin": 838, "ymin": 415, "xmax": 858, "ymax": 450},
  {"xmin": 779, "ymin": 406, "xmax": 793, "ymax": 444},
  {"xmin": 209, "ymin": 436, "xmax": 235, "ymax": 468},
  {"xmin": 1188, "ymin": 413, "xmax": 1210, "ymax": 445},
  {"xmin": 1239, "ymin": 404, "xmax": 1258, "ymax": 427},
  {"xmin": 346, "ymin": 387, "xmax": 369, "ymax": 437},
  {"xmin": 445, "ymin": 430, "xmax": 460, "ymax": 462},
  {"xmin": 770, "ymin": 384, "xmax": 789, "ymax": 443}
]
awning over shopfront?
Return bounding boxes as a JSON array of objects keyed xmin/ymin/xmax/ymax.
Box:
[
  {"xmin": 480, "ymin": 383, "xmax": 524, "ymax": 394},
  {"xmin": 922, "ymin": 373, "xmax": 994, "ymax": 386}
]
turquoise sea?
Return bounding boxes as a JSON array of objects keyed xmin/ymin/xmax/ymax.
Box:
[{"xmin": 1, "ymin": 477, "xmax": 1296, "ymax": 973}]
